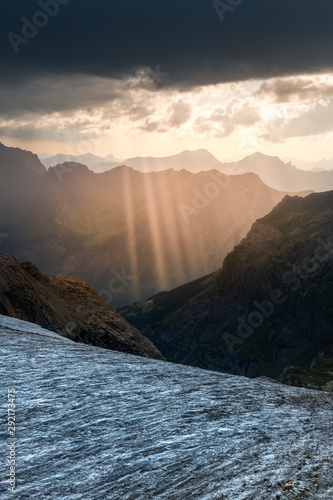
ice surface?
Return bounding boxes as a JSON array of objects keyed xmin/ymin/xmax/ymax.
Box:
[
  {"xmin": 0, "ymin": 315, "xmax": 332, "ymax": 499},
  {"xmin": 0, "ymin": 315, "xmax": 72, "ymax": 341}
]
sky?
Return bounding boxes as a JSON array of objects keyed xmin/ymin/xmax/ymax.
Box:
[{"xmin": 1, "ymin": 0, "xmax": 333, "ymax": 163}]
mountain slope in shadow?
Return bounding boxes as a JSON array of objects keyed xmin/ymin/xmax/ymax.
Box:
[{"xmin": 120, "ymin": 192, "xmax": 333, "ymax": 388}]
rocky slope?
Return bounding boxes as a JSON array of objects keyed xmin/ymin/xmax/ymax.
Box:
[
  {"xmin": 0, "ymin": 254, "xmax": 163, "ymax": 360},
  {"xmin": 120, "ymin": 191, "xmax": 333, "ymax": 388}
]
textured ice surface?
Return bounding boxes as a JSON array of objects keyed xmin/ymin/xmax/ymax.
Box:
[
  {"xmin": 0, "ymin": 315, "xmax": 72, "ymax": 341},
  {"xmin": 0, "ymin": 315, "xmax": 332, "ymax": 499}
]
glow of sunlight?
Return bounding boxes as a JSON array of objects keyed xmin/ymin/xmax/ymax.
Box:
[
  {"xmin": 151, "ymin": 170, "xmax": 187, "ymax": 286},
  {"xmin": 160, "ymin": 170, "xmax": 199, "ymax": 282},
  {"xmin": 141, "ymin": 164, "xmax": 168, "ymax": 289},
  {"xmin": 139, "ymin": 165, "xmax": 200, "ymax": 289},
  {"xmin": 121, "ymin": 167, "xmax": 138, "ymax": 288},
  {"xmin": 6, "ymin": 71, "xmax": 333, "ymax": 168}
]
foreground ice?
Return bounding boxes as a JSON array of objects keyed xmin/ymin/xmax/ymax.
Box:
[
  {"xmin": 0, "ymin": 315, "xmax": 332, "ymax": 499},
  {"xmin": 0, "ymin": 315, "xmax": 73, "ymax": 341}
]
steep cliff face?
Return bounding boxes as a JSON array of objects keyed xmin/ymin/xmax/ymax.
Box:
[
  {"xmin": 120, "ymin": 192, "xmax": 333, "ymax": 388},
  {"xmin": 0, "ymin": 254, "xmax": 164, "ymax": 360}
]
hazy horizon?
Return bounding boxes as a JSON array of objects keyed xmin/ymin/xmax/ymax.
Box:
[{"xmin": 3, "ymin": 140, "xmax": 333, "ymax": 173}]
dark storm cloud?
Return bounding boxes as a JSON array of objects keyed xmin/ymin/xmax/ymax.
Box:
[
  {"xmin": 0, "ymin": 121, "xmax": 93, "ymax": 140},
  {"xmin": 0, "ymin": 75, "xmax": 123, "ymax": 117},
  {"xmin": 1, "ymin": 0, "xmax": 333, "ymax": 89}
]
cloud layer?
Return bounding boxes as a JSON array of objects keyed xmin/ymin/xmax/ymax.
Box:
[
  {"xmin": 3, "ymin": 73, "xmax": 333, "ymax": 151},
  {"xmin": 1, "ymin": 1, "xmax": 333, "ymax": 161},
  {"xmin": 1, "ymin": 0, "xmax": 333, "ymax": 88}
]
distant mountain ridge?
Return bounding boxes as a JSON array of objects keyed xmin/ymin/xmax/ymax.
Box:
[
  {"xmin": 119, "ymin": 150, "xmax": 333, "ymax": 192},
  {"xmin": 120, "ymin": 149, "xmax": 223, "ymax": 173},
  {"xmin": 101, "ymin": 148, "xmax": 333, "ymax": 193},
  {"xmin": 39, "ymin": 146, "xmax": 333, "ymax": 192},
  {"xmin": 285, "ymin": 156, "xmax": 333, "ymax": 172},
  {"xmin": 42, "ymin": 152, "xmax": 123, "ymax": 173},
  {"xmin": 221, "ymin": 152, "xmax": 333, "ymax": 192}
]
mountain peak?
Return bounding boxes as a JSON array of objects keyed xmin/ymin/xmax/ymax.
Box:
[
  {"xmin": 122, "ymin": 149, "xmax": 222, "ymax": 173},
  {"xmin": 46, "ymin": 162, "xmax": 92, "ymax": 180},
  {"xmin": 42, "ymin": 153, "xmax": 106, "ymax": 169},
  {"xmin": 245, "ymin": 152, "xmax": 281, "ymax": 162}
]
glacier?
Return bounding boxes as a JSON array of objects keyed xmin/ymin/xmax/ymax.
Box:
[{"xmin": 0, "ymin": 314, "xmax": 332, "ymax": 499}]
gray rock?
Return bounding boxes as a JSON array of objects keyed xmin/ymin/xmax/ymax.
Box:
[{"xmin": 322, "ymin": 381, "xmax": 333, "ymax": 392}]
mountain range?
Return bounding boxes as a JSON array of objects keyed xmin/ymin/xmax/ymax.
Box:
[
  {"xmin": 222, "ymin": 152, "xmax": 333, "ymax": 192},
  {"xmin": 1, "ymin": 141, "xmax": 333, "ymax": 389},
  {"xmin": 41, "ymin": 148, "xmax": 333, "ymax": 192},
  {"xmin": 117, "ymin": 149, "xmax": 223, "ymax": 173},
  {"xmin": 0, "ymin": 142, "xmax": 299, "ymax": 306},
  {"xmin": 115, "ymin": 150, "xmax": 333, "ymax": 192},
  {"xmin": 285, "ymin": 157, "xmax": 333, "ymax": 172},
  {"xmin": 42, "ymin": 152, "xmax": 122, "ymax": 171},
  {"xmin": 120, "ymin": 191, "xmax": 333, "ymax": 390}
]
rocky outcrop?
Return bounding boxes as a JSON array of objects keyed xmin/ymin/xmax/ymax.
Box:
[
  {"xmin": 322, "ymin": 381, "xmax": 333, "ymax": 392},
  {"xmin": 0, "ymin": 254, "xmax": 164, "ymax": 360}
]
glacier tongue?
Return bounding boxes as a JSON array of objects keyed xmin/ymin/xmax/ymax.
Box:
[{"xmin": 0, "ymin": 315, "xmax": 332, "ymax": 499}]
